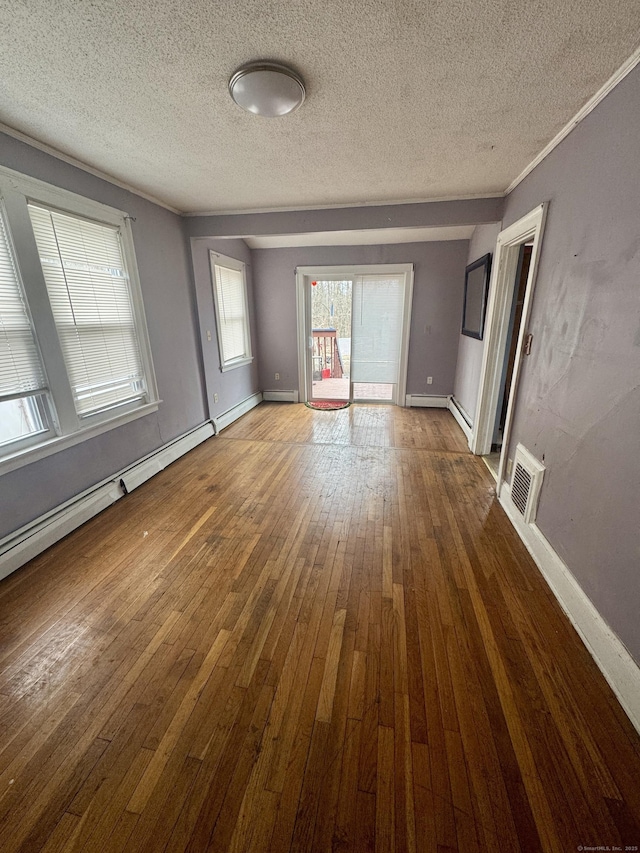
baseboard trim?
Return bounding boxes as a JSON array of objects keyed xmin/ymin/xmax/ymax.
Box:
[
  {"xmin": 213, "ymin": 392, "xmax": 263, "ymax": 433},
  {"xmin": 0, "ymin": 421, "xmax": 214, "ymax": 582},
  {"xmin": 262, "ymin": 390, "xmax": 299, "ymax": 403},
  {"xmin": 498, "ymin": 488, "xmax": 640, "ymax": 735},
  {"xmin": 405, "ymin": 394, "xmax": 450, "ymax": 408},
  {"xmin": 448, "ymin": 397, "xmax": 473, "ymax": 442}
]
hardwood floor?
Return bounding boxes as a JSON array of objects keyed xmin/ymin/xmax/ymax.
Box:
[{"xmin": 0, "ymin": 403, "xmax": 638, "ymax": 852}]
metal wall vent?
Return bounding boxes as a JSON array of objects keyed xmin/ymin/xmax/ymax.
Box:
[
  {"xmin": 511, "ymin": 463, "xmax": 532, "ymax": 515},
  {"xmin": 509, "ymin": 444, "xmax": 545, "ymax": 524}
]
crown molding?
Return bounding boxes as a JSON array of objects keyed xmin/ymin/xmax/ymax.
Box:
[
  {"xmin": 506, "ymin": 45, "xmax": 640, "ymax": 196},
  {"xmin": 0, "ymin": 122, "xmax": 181, "ymax": 214}
]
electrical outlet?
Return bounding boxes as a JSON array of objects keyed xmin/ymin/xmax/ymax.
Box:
[
  {"xmin": 214, "ymin": 393, "xmax": 218, "ymax": 403},
  {"xmin": 206, "ymin": 330, "xmax": 211, "ymax": 341},
  {"xmin": 275, "ymin": 373, "xmax": 280, "ymax": 380},
  {"xmin": 427, "ymin": 376, "xmax": 433, "ymax": 385}
]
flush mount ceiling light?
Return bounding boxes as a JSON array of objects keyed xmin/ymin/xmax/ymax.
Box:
[{"xmin": 228, "ymin": 61, "xmax": 305, "ymax": 117}]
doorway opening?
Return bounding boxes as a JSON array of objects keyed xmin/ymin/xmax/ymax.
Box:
[
  {"xmin": 296, "ymin": 264, "xmax": 414, "ymax": 406},
  {"xmin": 471, "ymin": 204, "xmax": 547, "ymax": 495},
  {"xmin": 484, "ymin": 243, "xmax": 533, "ymax": 477}
]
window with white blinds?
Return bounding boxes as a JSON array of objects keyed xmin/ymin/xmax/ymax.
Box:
[
  {"xmin": 210, "ymin": 254, "xmax": 252, "ymax": 370},
  {"xmin": 0, "ymin": 209, "xmax": 47, "ymax": 403},
  {"xmin": 0, "ymin": 163, "xmax": 158, "ymax": 470},
  {"xmin": 28, "ymin": 204, "xmax": 147, "ymax": 416}
]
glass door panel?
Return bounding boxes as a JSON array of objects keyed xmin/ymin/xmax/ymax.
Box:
[
  {"xmin": 352, "ymin": 382, "xmax": 394, "ymax": 401},
  {"xmin": 310, "ymin": 278, "xmax": 352, "ymax": 401},
  {"xmin": 351, "ymin": 274, "xmax": 404, "ymax": 403}
]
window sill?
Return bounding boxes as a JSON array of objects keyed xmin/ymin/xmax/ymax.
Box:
[
  {"xmin": 0, "ymin": 400, "xmax": 160, "ymax": 476},
  {"xmin": 220, "ymin": 357, "xmax": 253, "ymax": 373}
]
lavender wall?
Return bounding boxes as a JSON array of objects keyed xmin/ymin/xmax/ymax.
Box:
[
  {"xmin": 453, "ymin": 223, "xmax": 502, "ymax": 423},
  {"xmin": 190, "ymin": 237, "xmax": 260, "ymax": 418},
  {"xmin": 502, "ymin": 65, "xmax": 640, "ymax": 662},
  {"xmin": 251, "ymin": 242, "xmax": 469, "ymax": 397},
  {"xmin": 0, "ymin": 133, "xmax": 207, "ymax": 539}
]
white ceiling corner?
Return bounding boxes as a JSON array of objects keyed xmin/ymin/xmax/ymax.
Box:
[{"xmin": 0, "ymin": 0, "xmax": 639, "ymax": 214}]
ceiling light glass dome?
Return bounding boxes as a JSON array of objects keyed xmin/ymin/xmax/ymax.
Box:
[{"xmin": 228, "ymin": 62, "xmax": 306, "ymax": 117}]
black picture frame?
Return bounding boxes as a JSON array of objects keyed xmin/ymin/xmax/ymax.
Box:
[{"xmin": 461, "ymin": 252, "xmax": 492, "ymax": 340}]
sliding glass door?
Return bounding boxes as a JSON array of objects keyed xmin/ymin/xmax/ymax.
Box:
[{"xmin": 297, "ymin": 264, "xmax": 414, "ymax": 405}]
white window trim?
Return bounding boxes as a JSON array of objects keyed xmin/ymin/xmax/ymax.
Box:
[
  {"xmin": 209, "ymin": 250, "xmax": 253, "ymax": 372},
  {"xmin": 219, "ymin": 357, "xmax": 253, "ymax": 372},
  {"xmin": 0, "ymin": 402, "xmax": 160, "ymax": 476},
  {"xmin": 0, "ymin": 163, "xmax": 159, "ymax": 475}
]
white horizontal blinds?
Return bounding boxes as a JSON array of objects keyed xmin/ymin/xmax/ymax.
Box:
[
  {"xmin": 351, "ymin": 274, "xmax": 404, "ymax": 384},
  {"xmin": 0, "ymin": 209, "xmax": 47, "ymax": 402},
  {"xmin": 214, "ymin": 263, "xmax": 249, "ymax": 363},
  {"xmin": 28, "ymin": 204, "xmax": 146, "ymax": 416}
]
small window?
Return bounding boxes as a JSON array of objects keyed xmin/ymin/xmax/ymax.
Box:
[{"xmin": 209, "ymin": 252, "xmax": 252, "ymax": 371}]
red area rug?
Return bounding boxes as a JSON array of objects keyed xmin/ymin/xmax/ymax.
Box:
[{"xmin": 305, "ymin": 400, "xmax": 351, "ymax": 411}]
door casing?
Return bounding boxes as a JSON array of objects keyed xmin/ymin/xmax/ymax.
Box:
[{"xmin": 471, "ymin": 203, "xmax": 548, "ymax": 496}]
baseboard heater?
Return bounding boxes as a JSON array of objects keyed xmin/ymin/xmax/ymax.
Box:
[
  {"xmin": 262, "ymin": 390, "xmax": 299, "ymax": 403},
  {"xmin": 448, "ymin": 396, "xmax": 473, "ymax": 442},
  {"xmin": 0, "ymin": 421, "xmax": 214, "ymax": 582},
  {"xmin": 405, "ymin": 394, "xmax": 450, "ymax": 408},
  {"xmin": 212, "ymin": 392, "xmax": 263, "ymax": 433},
  {"xmin": 119, "ymin": 422, "xmax": 213, "ymax": 493},
  {"xmin": 449, "ymin": 396, "xmax": 472, "ymax": 426}
]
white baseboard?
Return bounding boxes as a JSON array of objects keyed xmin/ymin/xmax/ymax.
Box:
[
  {"xmin": 498, "ymin": 487, "xmax": 640, "ymax": 735},
  {"xmin": 405, "ymin": 394, "xmax": 450, "ymax": 408},
  {"xmin": 213, "ymin": 392, "xmax": 263, "ymax": 433},
  {"xmin": 262, "ymin": 390, "xmax": 299, "ymax": 403},
  {"xmin": 448, "ymin": 397, "xmax": 473, "ymax": 443},
  {"xmin": 0, "ymin": 421, "xmax": 214, "ymax": 582}
]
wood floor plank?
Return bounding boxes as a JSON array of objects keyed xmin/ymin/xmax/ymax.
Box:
[
  {"xmin": 0, "ymin": 402, "xmax": 638, "ymax": 852},
  {"xmin": 126, "ymin": 628, "xmax": 230, "ymax": 813},
  {"xmin": 375, "ymin": 725, "xmax": 395, "ymax": 853},
  {"xmin": 316, "ymin": 608, "xmax": 347, "ymax": 723}
]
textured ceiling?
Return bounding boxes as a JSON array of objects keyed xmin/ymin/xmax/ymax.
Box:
[{"xmin": 1, "ymin": 1, "xmax": 639, "ymax": 214}]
